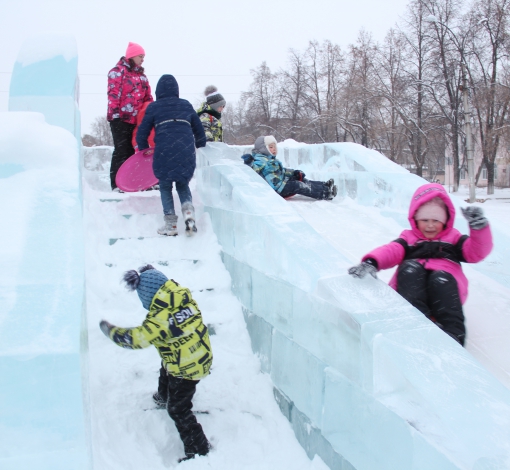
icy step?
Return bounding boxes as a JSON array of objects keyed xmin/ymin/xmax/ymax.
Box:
[{"xmin": 104, "ymin": 260, "xmax": 202, "ymax": 267}]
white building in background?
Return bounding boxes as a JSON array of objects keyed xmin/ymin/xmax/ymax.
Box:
[{"xmin": 444, "ymin": 143, "xmax": 510, "ymax": 190}]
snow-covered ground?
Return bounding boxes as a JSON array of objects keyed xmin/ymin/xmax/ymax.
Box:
[
  {"xmin": 82, "ymin": 167, "xmax": 329, "ymax": 469},
  {"xmin": 84, "ymin": 145, "xmax": 510, "ymax": 469}
]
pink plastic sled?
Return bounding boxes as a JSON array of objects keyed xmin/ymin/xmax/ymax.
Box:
[{"xmin": 115, "ymin": 148, "xmax": 158, "ymax": 192}]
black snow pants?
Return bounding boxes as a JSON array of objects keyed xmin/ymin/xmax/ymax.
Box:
[
  {"xmin": 397, "ymin": 260, "xmax": 466, "ymax": 346},
  {"xmin": 157, "ymin": 367, "xmax": 210, "ymax": 457},
  {"xmin": 279, "ymin": 178, "xmax": 329, "ymax": 200},
  {"xmin": 109, "ymin": 119, "xmax": 136, "ymax": 189}
]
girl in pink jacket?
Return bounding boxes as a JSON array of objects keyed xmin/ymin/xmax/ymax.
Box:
[
  {"xmin": 348, "ymin": 183, "xmax": 493, "ymax": 345},
  {"xmin": 107, "ymin": 42, "xmax": 153, "ymax": 191}
]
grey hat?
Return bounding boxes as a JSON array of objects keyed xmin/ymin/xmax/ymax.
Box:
[
  {"xmin": 205, "ymin": 85, "xmax": 226, "ymax": 111},
  {"xmin": 253, "ymin": 135, "xmax": 277, "ymax": 156}
]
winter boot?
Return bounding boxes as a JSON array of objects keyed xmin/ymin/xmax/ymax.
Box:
[
  {"xmin": 157, "ymin": 214, "xmax": 178, "ymax": 236},
  {"xmin": 182, "ymin": 202, "xmax": 197, "ymax": 236},
  {"xmin": 178, "ymin": 442, "xmax": 211, "ymax": 463},
  {"xmin": 152, "ymin": 392, "xmax": 167, "ymax": 409},
  {"xmin": 325, "ymin": 179, "xmax": 337, "ymax": 200}
]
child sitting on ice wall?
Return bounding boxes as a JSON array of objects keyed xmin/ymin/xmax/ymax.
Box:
[
  {"xmin": 99, "ymin": 265, "xmax": 212, "ymax": 462},
  {"xmin": 348, "ymin": 183, "xmax": 493, "ymax": 346},
  {"xmin": 196, "ymin": 85, "xmax": 226, "ymax": 142},
  {"xmin": 242, "ymin": 136, "xmax": 338, "ymax": 200}
]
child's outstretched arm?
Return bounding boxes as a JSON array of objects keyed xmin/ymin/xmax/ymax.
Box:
[
  {"xmin": 348, "ymin": 239, "xmax": 406, "ymax": 278},
  {"xmin": 460, "ymin": 207, "xmax": 493, "ymax": 262},
  {"xmin": 99, "ymin": 316, "xmax": 167, "ymax": 350}
]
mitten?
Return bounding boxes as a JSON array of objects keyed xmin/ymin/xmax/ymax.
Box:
[
  {"xmin": 348, "ymin": 259, "xmax": 378, "ymax": 279},
  {"xmin": 99, "ymin": 320, "xmax": 114, "ymax": 337},
  {"xmin": 461, "ymin": 206, "xmax": 488, "ymax": 230},
  {"xmin": 293, "ymin": 170, "xmax": 305, "ymax": 181},
  {"xmin": 242, "ymin": 154, "xmax": 254, "ymax": 165}
]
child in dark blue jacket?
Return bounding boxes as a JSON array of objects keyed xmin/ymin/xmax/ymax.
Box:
[
  {"xmin": 242, "ymin": 136, "xmax": 337, "ymax": 200},
  {"xmin": 137, "ymin": 74, "xmax": 206, "ymax": 236}
]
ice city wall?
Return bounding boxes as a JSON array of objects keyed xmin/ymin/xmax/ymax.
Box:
[
  {"xmin": 9, "ymin": 33, "xmax": 81, "ymax": 142},
  {"xmin": 197, "ymin": 143, "xmax": 510, "ymax": 470},
  {"xmin": 0, "ymin": 34, "xmax": 90, "ymax": 469}
]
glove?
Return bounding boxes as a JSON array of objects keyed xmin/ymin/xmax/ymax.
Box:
[
  {"xmin": 348, "ymin": 260, "xmax": 378, "ymax": 279},
  {"xmin": 461, "ymin": 206, "xmax": 488, "ymax": 230},
  {"xmin": 242, "ymin": 154, "xmax": 254, "ymax": 165},
  {"xmin": 293, "ymin": 170, "xmax": 305, "ymax": 181},
  {"xmin": 99, "ymin": 320, "xmax": 114, "ymax": 337}
]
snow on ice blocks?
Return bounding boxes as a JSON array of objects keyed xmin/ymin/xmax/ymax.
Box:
[
  {"xmin": 9, "ymin": 33, "xmax": 81, "ymax": 141},
  {"xmin": 197, "ymin": 142, "xmax": 510, "ymax": 470},
  {"xmin": 0, "ymin": 113, "xmax": 88, "ymax": 469}
]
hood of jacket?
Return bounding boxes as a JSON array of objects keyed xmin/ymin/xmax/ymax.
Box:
[
  {"xmin": 116, "ymin": 57, "xmax": 144, "ymax": 74},
  {"xmin": 156, "ymin": 74, "xmax": 179, "ymax": 100},
  {"xmin": 408, "ymin": 183, "xmax": 456, "ymax": 239}
]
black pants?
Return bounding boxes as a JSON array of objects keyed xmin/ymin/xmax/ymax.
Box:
[
  {"xmin": 109, "ymin": 120, "xmax": 136, "ymax": 189},
  {"xmin": 157, "ymin": 367, "xmax": 210, "ymax": 456},
  {"xmin": 280, "ymin": 179, "xmax": 328, "ymax": 200},
  {"xmin": 397, "ymin": 260, "xmax": 466, "ymax": 345}
]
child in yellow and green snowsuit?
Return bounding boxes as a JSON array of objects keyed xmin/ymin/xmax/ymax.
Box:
[
  {"xmin": 196, "ymin": 85, "xmax": 225, "ymax": 142},
  {"xmin": 99, "ymin": 264, "xmax": 212, "ymax": 462}
]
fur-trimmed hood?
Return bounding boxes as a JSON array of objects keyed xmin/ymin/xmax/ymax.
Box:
[{"xmin": 408, "ymin": 183, "xmax": 455, "ymax": 239}]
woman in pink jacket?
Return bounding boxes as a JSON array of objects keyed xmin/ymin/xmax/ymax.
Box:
[
  {"xmin": 348, "ymin": 183, "xmax": 493, "ymax": 346},
  {"xmin": 107, "ymin": 42, "xmax": 153, "ymax": 191}
]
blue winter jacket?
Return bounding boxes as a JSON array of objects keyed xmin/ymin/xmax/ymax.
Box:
[
  {"xmin": 137, "ymin": 75, "xmax": 206, "ymax": 183},
  {"xmin": 246, "ymin": 153, "xmax": 295, "ymax": 193}
]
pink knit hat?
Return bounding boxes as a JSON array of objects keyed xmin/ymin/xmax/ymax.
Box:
[
  {"xmin": 414, "ymin": 197, "xmax": 448, "ymax": 224},
  {"xmin": 125, "ymin": 42, "xmax": 145, "ymax": 59}
]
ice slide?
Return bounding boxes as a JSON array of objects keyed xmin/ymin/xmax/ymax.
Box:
[
  {"xmin": 4, "ymin": 33, "xmax": 510, "ymax": 470},
  {"xmin": 196, "ymin": 141, "xmax": 510, "ymax": 469}
]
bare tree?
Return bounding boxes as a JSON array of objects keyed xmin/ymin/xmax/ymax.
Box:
[
  {"xmin": 243, "ymin": 62, "xmax": 285, "ymax": 139},
  {"xmin": 88, "ymin": 116, "xmax": 114, "ymax": 146},
  {"xmin": 278, "ymin": 49, "xmax": 308, "ymax": 140},
  {"xmin": 398, "ymin": 0, "xmax": 437, "ymax": 177},
  {"xmin": 340, "ymin": 30, "xmax": 380, "ymax": 148},
  {"xmin": 467, "ymin": 0, "xmax": 510, "ymax": 194},
  {"xmin": 424, "ymin": 0, "xmax": 466, "ymax": 190},
  {"xmin": 373, "ymin": 28, "xmax": 409, "ymax": 163}
]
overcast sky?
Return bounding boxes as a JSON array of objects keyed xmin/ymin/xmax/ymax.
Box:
[{"xmin": 1, "ymin": 0, "xmax": 411, "ymax": 135}]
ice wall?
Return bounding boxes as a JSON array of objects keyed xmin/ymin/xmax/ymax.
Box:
[
  {"xmin": 0, "ymin": 34, "xmax": 89, "ymax": 469},
  {"xmin": 196, "ymin": 142, "xmax": 510, "ymax": 470},
  {"xmin": 9, "ymin": 33, "xmax": 81, "ymax": 142}
]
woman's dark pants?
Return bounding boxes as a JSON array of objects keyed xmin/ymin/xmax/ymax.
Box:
[
  {"xmin": 397, "ymin": 260, "xmax": 466, "ymax": 345},
  {"xmin": 157, "ymin": 367, "xmax": 210, "ymax": 457},
  {"xmin": 109, "ymin": 120, "xmax": 136, "ymax": 189}
]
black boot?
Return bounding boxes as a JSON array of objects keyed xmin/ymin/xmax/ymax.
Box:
[{"xmin": 152, "ymin": 392, "xmax": 167, "ymax": 409}]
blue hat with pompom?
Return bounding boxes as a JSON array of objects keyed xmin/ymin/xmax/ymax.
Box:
[{"xmin": 123, "ymin": 264, "xmax": 168, "ymax": 310}]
